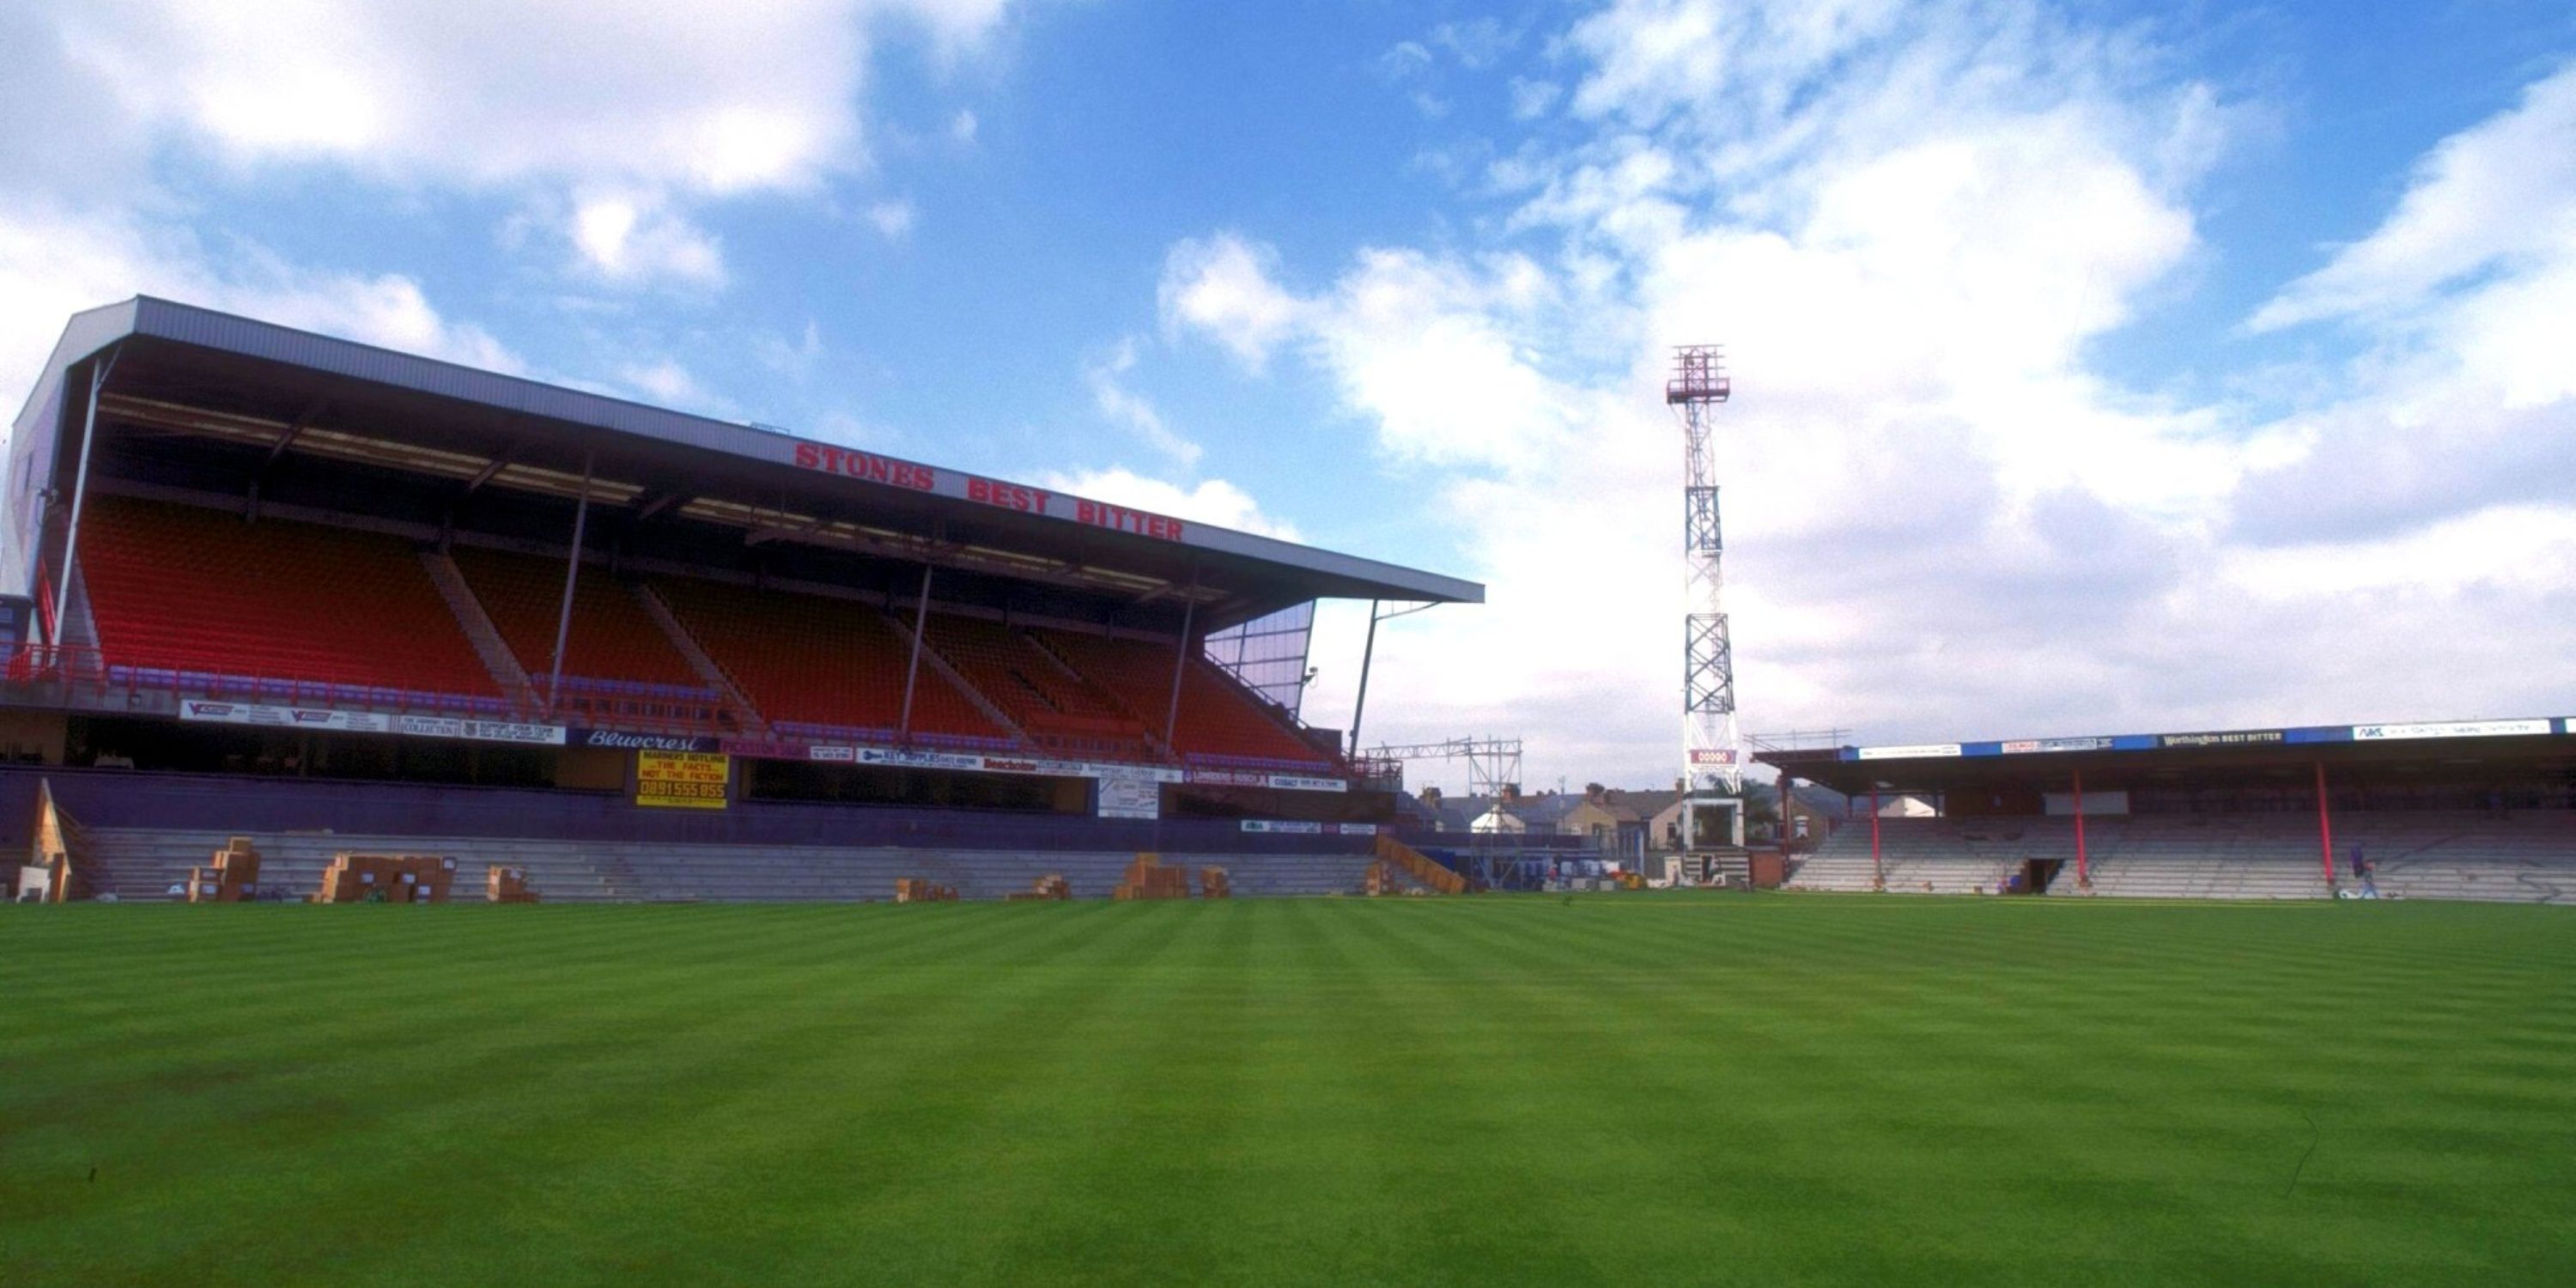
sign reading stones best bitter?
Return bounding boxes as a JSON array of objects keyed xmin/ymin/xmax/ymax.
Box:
[{"xmin": 635, "ymin": 750, "xmax": 731, "ymax": 810}]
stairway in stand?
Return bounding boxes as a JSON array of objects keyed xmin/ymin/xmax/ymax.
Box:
[{"xmin": 1375, "ymin": 835, "xmax": 1468, "ymax": 894}]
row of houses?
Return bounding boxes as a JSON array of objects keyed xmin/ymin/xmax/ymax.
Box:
[{"xmin": 1400, "ymin": 781, "xmax": 1853, "ymax": 858}]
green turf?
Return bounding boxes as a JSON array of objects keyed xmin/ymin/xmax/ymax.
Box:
[{"xmin": 5, "ymin": 894, "xmax": 2573, "ymax": 1286}]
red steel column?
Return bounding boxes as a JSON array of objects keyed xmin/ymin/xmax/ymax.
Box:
[
  {"xmin": 2315, "ymin": 761, "xmax": 2336, "ymax": 886},
  {"xmin": 2072, "ymin": 768, "xmax": 2088, "ymax": 887},
  {"xmin": 1869, "ymin": 789, "xmax": 1884, "ymax": 890}
]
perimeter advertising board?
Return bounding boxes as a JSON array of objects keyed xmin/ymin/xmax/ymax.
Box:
[
  {"xmin": 2351, "ymin": 719, "xmax": 2553, "ymax": 741},
  {"xmin": 1096, "ymin": 766, "xmax": 1163, "ymax": 819},
  {"xmin": 179, "ymin": 700, "xmax": 566, "ymax": 745},
  {"xmin": 2160, "ymin": 729, "xmax": 2285, "ymax": 748},
  {"xmin": 635, "ymin": 750, "xmax": 731, "ymax": 810}
]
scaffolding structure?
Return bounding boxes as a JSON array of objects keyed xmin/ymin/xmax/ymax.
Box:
[
  {"xmin": 1360, "ymin": 736, "xmax": 1588, "ymax": 891},
  {"xmin": 1356, "ymin": 736, "xmax": 1522, "ymax": 801}
]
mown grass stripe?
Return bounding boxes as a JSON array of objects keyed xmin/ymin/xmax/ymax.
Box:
[{"xmin": 4, "ymin": 896, "xmax": 2573, "ymax": 1286}]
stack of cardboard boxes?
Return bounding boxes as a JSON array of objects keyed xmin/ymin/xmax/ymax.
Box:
[
  {"xmin": 487, "ymin": 865, "xmax": 539, "ymax": 903},
  {"xmin": 1113, "ymin": 854, "xmax": 1192, "ymax": 900},
  {"xmin": 313, "ymin": 854, "xmax": 455, "ymax": 903},
  {"xmin": 1198, "ymin": 866, "xmax": 1231, "ymax": 899},
  {"xmin": 185, "ymin": 837, "xmax": 262, "ymax": 903},
  {"xmin": 1005, "ymin": 874, "xmax": 1072, "ymax": 902},
  {"xmin": 894, "ymin": 878, "xmax": 959, "ymax": 902}
]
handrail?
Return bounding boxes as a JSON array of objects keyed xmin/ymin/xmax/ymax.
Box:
[
  {"xmin": 0, "ymin": 642, "xmax": 738, "ymax": 736},
  {"xmin": 0, "ymin": 642, "xmax": 1365, "ymax": 777}
]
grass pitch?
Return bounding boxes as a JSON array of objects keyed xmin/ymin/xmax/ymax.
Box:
[{"xmin": 5, "ymin": 893, "xmax": 2573, "ymax": 1286}]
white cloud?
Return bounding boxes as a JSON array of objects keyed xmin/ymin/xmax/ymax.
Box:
[
  {"xmin": 1084, "ymin": 337, "xmax": 1201, "ymax": 468},
  {"xmin": 50, "ymin": 2, "xmax": 873, "ymax": 193},
  {"xmin": 1036, "ymin": 468, "xmax": 1301, "ymax": 542},
  {"xmin": 1304, "ymin": 249, "xmax": 1575, "ymax": 467},
  {"xmin": 617, "ymin": 357, "xmax": 714, "ymax": 409},
  {"xmin": 2216, "ymin": 64, "xmax": 2576, "ymax": 563},
  {"xmin": 1158, "ymin": 233, "xmax": 1307, "ymax": 372},
  {"xmin": 0, "ymin": 201, "xmax": 517, "ymax": 392},
  {"xmin": 568, "ymin": 191, "xmax": 726, "ymax": 287},
  {"xmin": 26, "ymin": 0, "xmax": 1022, "ymax": 289},
  {"xmin": 1163, "ymin": 236, "xmax": 1581, "ymax": 467},
  {"xmin": 754, "ymin": 319, "xmax": 828, "ymax": 374},
  {"xmin": 2217, "ymin": 504, "xmax": 2576, "ymax": 603},
  {"xmin": 2252, "ymin": 64, "xmax": 2576, "ymax": 337},
  {"xmin": 1175, "ymin": 1, "xmax": 2576, "ymax": 791},
  {"xmin": 950, "ymin": 109, "xmax": 980, "ymax": 144},
  {"xmin": 865, "ymin": 199, "xmax": 918, "ymax": 239},
  {"xmin": 1510, "ymin": 77, "xmax": 1564, "ymax": 119},
  {"xmin": 871, "ymin": 0, "xmax": 1017, "ymax": 56},
  {"xmin": 1378, "ymin": 40, "xmax": 1434, "ymax": 82},
  {"xmin": 1430, "ymin": 18, "xmax": 1518, "ymax": 70}
]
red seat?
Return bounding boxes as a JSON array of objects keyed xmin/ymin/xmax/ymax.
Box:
[
  {"xmin": 77, "ymin": 497, "xmax": 497, "ymax": 699},
  {"xmin": 452, "ymin": 547, "xmax": 704, "ymax": 690},
  {"xmin": 653, "ymin": 578, "xmax": 1006, "ymax": 743},
  {"xmin": 925, "ymin": 616, "xmax": 1152, "ymax": 759},
  {"xmin": 1031, "ymin": 629, "xmax": 1327, "ymax": 767}
]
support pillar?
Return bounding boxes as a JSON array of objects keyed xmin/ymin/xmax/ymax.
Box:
[
  {"xmin": 2072, "ymin": 768, "xmax": 2088, "ymax": 888},
  {"xmin": 1163, "ymin": 597, "xmax": 1196, "ymax": 745},
  {"xmin": 544, "ymin": 448, "xmax": 596, "ymax": 711},
  {"xmin": 52, "ymin": 349, "xmax": 119, "ymax": 647},
  {"xmin": 2315, "ymin": 760, "xmax": 2336, "ymax": 887},
  {"xmin": 898, "ymin": 562, "xmax": 935, "ymax": 737},
  {"xmin": 1349, "ymin": 598, "xmax": 1381, "ymax": 750},
  {"xmin": 1868, "ymin": 788, "xmax": 1883, "ymax": 890}
]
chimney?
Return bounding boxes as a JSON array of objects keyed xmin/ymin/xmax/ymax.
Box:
[
  {"xmin": 1420, "ymin": 786, "xmax": 1443, "ymax": 807},
  {"xmin": 1499, "ymin": 783, "xmax": 1521, "ymax": 804}
]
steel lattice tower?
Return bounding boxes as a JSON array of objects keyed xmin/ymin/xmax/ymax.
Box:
[{"xmin": 1665, "ymin": 346, "xmax": 1741, "ymax": 797}]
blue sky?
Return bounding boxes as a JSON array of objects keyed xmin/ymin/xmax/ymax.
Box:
[{"xmin": 4, "ymin": 0, "xmax": 2573, "ymax": 794}]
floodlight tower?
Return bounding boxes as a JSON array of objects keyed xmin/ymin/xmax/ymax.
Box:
[{"xmin": 1666, "ymin": 345, "xmax": 1743, "ymax": 855}]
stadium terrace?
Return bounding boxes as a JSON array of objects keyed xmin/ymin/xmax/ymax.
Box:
[
  {"xmin": 1759, "ymin": 718, "xmax": 2576, "ymax": 900},
  {"xmin": 2, "ymin": 298, "xmax": 1487, "ymax": 904}
]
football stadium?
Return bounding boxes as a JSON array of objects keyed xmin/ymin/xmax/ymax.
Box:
[
  {"xmin": 6, "ymin": 301, "xmax": 2573, "ymax": 1285},
  {"xmin": 3, "ymin": 298, "xmax": 1483, "ymax": 904}
]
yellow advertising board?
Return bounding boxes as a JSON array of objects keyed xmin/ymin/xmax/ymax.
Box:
[{"xmin": 635, "ymin": 750, "xmax": 730, "ymax": 809}]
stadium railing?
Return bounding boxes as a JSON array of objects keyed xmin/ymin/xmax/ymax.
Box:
[
  {"xmin": 1, "ymin": 644, "xmax": 511, "ymax": 718},
  {"xmin": 0, "ymin": 643, "xmax": 754, "ymax": 736}
]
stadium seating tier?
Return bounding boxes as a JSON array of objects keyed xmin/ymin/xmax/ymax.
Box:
[
  {"xmin": 652, "ymin": 577, "xmax": 1009, "ymax": 745},
  {"xmin": 924, "ymin": 616, "xmax": 1152, "ymax": 759},
  {"xmin": 77, "ymin": 497, "xmax": 501, "ymax": 702},
  {"xmin": 1031, "ymin": 629, "xmax": 1328, "ymax": 768},
  {"xmin": 450, "ymin": 546, "xmax": 706, "ymax": 691}
]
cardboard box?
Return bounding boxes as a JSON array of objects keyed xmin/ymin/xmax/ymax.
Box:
[
  {"xmin": 485, "ymin": 864, "xmax": 540, "ymax": 903},
  {"xmin": 1114, "ymin": 854, "xmax": 1193, "ymax": 900}
]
